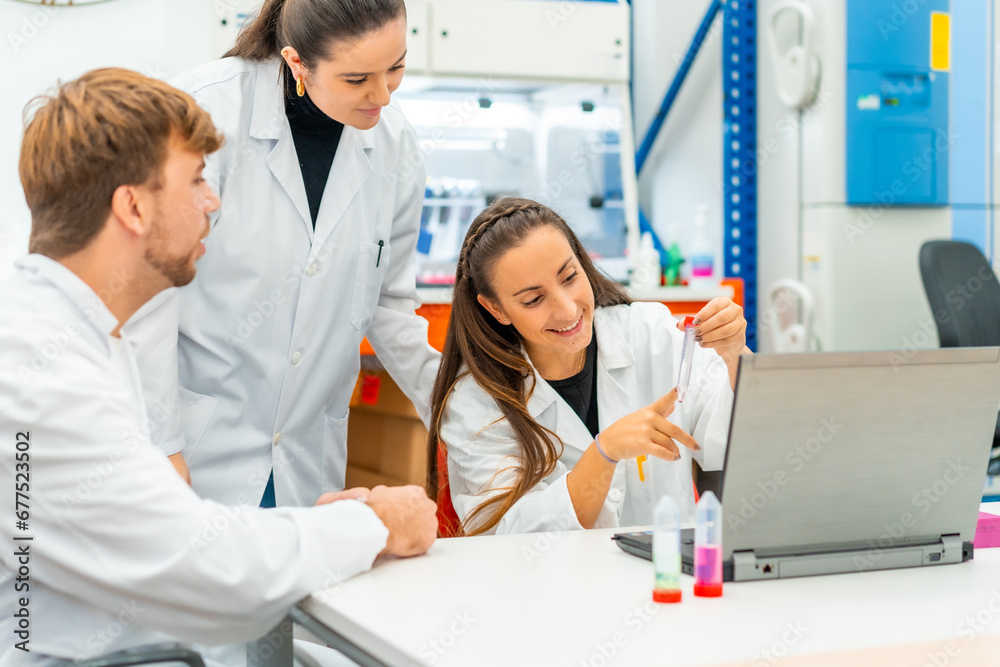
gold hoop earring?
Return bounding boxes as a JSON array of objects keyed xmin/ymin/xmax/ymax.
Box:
[{"xmin": 296, "ymin": 76, "xmax": 305, "ymax": 97}]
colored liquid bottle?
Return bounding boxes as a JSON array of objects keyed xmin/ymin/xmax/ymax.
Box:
[
  {"xmin": 652, "ymin": 495, "xmax": 682, "ymax": 603},
  {"xmin": 694, "ymin": 490, "xmax": 723, "ymax": 597}
]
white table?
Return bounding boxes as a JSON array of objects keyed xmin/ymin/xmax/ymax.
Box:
[{"xmin": 296, "ymin": 503, "xmax": 1000, "ymax": 666}]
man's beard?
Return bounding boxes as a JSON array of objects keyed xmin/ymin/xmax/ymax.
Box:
[{"xmin": 144, "ymin": 216, "xmax": 200, "ymax": 288}]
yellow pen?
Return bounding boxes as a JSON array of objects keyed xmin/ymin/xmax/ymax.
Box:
[{"xmin": 637, "ymin": 455, "xmax": 647, "ymax": 482}]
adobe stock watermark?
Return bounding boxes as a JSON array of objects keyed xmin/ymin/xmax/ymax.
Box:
[
  {"xmin": 17, "ymin": 266, "xmax": 135, "ymax": 386},
  {"xmin": 877, "ymin": 0, "xmax": 936, "ymax": 40},
  {"xmin": 8, "ymin": 4, "xmax": 58, "ymax": 54},
  {"xmin": 889, "ymin": 263, "xmax": 996, "ymax": 370},
  {"xmin": 577, "ymin": 600, "xmax": 660, "ymax": 667},
  {"xmin": 404, "ymin": 77, "xmax": 497, "ymax": 181},
  {"xmin": 520, "ymin": 510, "xmax": 578, "ymax": 565},
  {"xmin": 751, "ymin": 620, "xmax": 809, "ymax": 667},
  {"xmin": 757, "ymin": 286, "xmax": 807, "ymax": 342},
  {"xmin": 247, "ymin": 618, "xmax": 294, "ymax": 666},
  {"xmin": 921, "ymin": 588, "xmax": 1000, "ymax": 667},
  {"xmin": 718, "ymin": 89, "xmax": 834, "ymax": 192},
  {"xmin": 545, "ymin": 2, "xmax": 581, "ymax": 31},
  {"xmin": 16, "ymin": 321, "xmax": 81, "ymax": 386},
  {"xmin": 417, "ymin": 610, "xmax": 477, "ymax": 665},
  {"xmin": 84, "ymin": 600, "xmax": 145, "ymax": 654},
  {"xmin": 60, "ymin": 392, "xmax": 180, "ymax": 516},
  {"xmin": 189, "ymin": 446, "xmax": 303, "ymax": 551},
  {"xmin": 854, "ymin": 459, "xmax": 969, "ymax": 570},
  {"xmin": 843, "ymin": 128, "xmax": 958, "ymax": 245},
  {"xmin": 223, "ymin": 242, "xmax": 339, "ymax": 349},
  {"xmin": 727, "ymin": 417, "xmax": 842, "ymax": 532}
]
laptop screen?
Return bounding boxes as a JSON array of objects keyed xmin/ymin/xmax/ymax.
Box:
[{"xmin": 718, "ymin": 348, "xmax": 1000, "ymax": 560}]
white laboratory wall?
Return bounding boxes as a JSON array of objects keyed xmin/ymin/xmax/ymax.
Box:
[
  {"xmin": 754, "ymin": 0, "xmax": 807, "ymax": 352},
  {"xmin": 631, "ymin": 0, "xmax": 723, "ymax": 281},
  {"xmin": 0, "ymin": 0, "xmax": 213, "ymax": 282}
]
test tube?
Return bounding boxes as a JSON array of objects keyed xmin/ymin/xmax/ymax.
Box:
[
  {"xmin": 693, "ymin": 490, "xmax": 723, "ymax": 597},
  {"xmin": 652, "ymin": 495, "xmax": 682, "ymax": 603},
  {"xmin": 676, "ymin": 316, "xmax": 697, "ymax": 402}
]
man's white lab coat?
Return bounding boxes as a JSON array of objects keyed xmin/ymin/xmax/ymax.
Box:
[{"xmin": 0, "ymin": 255, "xmax": 387, "ymax": 663}]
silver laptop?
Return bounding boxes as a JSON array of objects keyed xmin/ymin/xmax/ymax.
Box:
[{"xmin": 613, "ymin": 347, "xmax": 1000, "ymax": 581}]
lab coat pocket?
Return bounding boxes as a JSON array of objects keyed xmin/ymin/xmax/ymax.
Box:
[
  {"xmin": 323, "ymin": 412, "xmax": 349, "ymax": 490},
  {"xmin": 350, "ymin": 241, "xmax": 390, "ymax": 331},
  {"xmin": 178, "ymin": 386, "xmax": 218, "ymax": 463}
]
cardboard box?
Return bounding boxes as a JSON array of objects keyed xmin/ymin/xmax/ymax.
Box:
[
  {"xmin": 347, "ymin": 411, "xmax": 428, "ymax": 484},
  {"xmin": 350, "ymin": 371, "xmax": 420, "ymax": 419},
  {"xmin": 345, "ymin": 464, "xmax": 406, "ymax": 490},
  {"xmin": 347, "ymin": 371, "xmax": 429, "ymax": 486}
]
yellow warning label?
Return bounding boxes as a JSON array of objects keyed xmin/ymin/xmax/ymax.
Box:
[{"xmin": 931, "ymin": 12, "xmax": 950, "ymax": 71}]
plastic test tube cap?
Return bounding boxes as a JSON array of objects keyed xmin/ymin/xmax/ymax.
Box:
[{"xmin": 653, "ymin": 589, "xmax": 682, "ymax": 603}]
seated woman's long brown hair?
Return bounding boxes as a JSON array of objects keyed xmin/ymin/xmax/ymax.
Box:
[{"xmin": 426, "ymin": 198, "xmax": 631, "ymax": 535}]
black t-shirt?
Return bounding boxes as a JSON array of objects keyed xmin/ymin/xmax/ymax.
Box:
[
  {"xmin": 545, "ymin": 332, "xmax": 600, "ymax": 437},
  {"xmin": 284, "ymin": 71, "xmax": 345, "ymax": 228}
]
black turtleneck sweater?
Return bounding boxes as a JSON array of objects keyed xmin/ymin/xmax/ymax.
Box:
[
  {"xmin": 284, "ymin": 71, "xmax": 344, "ymax": 228},
  {"xmin": 545, "ymin": 331, "xmax": 600, "ymax": 437}
]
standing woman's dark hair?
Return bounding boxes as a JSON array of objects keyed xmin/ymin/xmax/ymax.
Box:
[
  {"xmin": 225, "ymin": 0, "xmax": 406, "ymax": 65},
  {"xmin": 426, "ymin": 198, "xmax": 631, "ymax": 535}
]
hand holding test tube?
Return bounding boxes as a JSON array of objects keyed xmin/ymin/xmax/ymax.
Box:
[{"xmin": 676, "ymin": 316, "xmax": 697, "ymax": 402}]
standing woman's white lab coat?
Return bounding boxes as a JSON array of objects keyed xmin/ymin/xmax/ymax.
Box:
[
  {"xmin": 127, "ymin": 57, "xmax": 439, "ymax": 507},
  {"xmin": 442, "ymin": 302, "xmax": 735, "ymax": 533}
]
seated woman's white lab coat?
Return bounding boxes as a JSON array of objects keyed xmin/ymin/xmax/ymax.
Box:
[{"xmin": 442, "ymin": 302, "xmax": 735, "ymax": 534}]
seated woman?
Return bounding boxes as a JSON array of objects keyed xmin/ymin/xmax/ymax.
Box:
[{"xmin": 427, "ymin": 198, "xmax": 751, "ymax": 535}]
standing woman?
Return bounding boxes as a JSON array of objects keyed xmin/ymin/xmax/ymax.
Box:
[{"xmin": 128, "ymin": 0, "xmax": 440, "ymax": 508}]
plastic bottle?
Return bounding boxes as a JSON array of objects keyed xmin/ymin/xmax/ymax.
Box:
[
  {"xmin": 652, "ymin": 495, "xmax": 682, "ymax": 603},
  {"xmin": 631, "ymin": 231, "xmax": 662, "ymax": 289},
  {"xmin": 688, "ymin": 204, "xmax": 716, "ymax": 289},
  {"xmin": 693, "ymin": 490, "xmax": 723, "ymax": 597}
]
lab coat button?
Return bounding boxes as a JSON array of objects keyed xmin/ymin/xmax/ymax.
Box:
[
  {"xmin": 273, "ymin": 433, "xmax": 282, "ymax": 446},
  {"xmin": 291, "ymin": 351, "xmax": 302, "ymax": 365},
  {"xmin": 608, "ymin": 488, "xmax": 624, "ymax": 503},
  {"xmin": 306, "ymin": 262, "xmax": 319, "ymax": 277}
]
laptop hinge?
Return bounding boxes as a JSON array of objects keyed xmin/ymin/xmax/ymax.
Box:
[{"xmin": 731, "ymin": 534, "xmax": 965, "ymax": 581}]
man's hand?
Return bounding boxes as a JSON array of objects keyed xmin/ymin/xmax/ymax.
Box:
[
  {"xmin": 365, "ymin": 485, "xmax": 437, "ymax": 558},
  {"xmin": 168, "ymin": 452, "xmax": 191, "ymax": 486},
  {"xmin": 314, "ymin": 487, "xmax": 371, "ymax": 505}
]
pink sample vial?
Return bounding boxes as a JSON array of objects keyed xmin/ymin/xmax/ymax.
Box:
[{"xmin": 694, "ymin": 490, "xmax": 723, "ymax": 597}]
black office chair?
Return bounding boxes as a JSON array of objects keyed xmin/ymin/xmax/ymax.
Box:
[
  {"xmin": 919, "ymin": 240, "xmax": 1000, "ymax": 474},
  {"xmin": 919, "ymin": 240, "xmax": 1000, "ymax": 346}
]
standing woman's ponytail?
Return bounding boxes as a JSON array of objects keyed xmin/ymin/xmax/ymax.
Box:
[
  {"xmin": 224, "ymin": 0, "xmax": 287, "ymax": 61},
  {"xmin": 224, "ymin": 0, "xmax": 406, "ymax": 66}
]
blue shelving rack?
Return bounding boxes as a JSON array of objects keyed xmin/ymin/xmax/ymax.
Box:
[
  {"xmin": 633, "ymin": 0, "xmax": 758, "ymax": 350},
  {"xmin": 722, "ymin": 0, "xmax": 758, "ymax": 350}
]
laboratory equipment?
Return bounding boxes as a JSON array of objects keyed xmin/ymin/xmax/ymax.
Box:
[
  {"xmin": 759, "ymin": 0, "xmax": 965, "ymax": 352},
  {"xmin": 631, "ymin": 232, "xmax": 661, "ymax": 289},
  {"xmin": 693, "ymin": 490, "xmax": 723, "ymax": 597},
  {"xmin": 652, "ymin": 495, "xmax": 682, "ymax": 603},
  {"xmin": 391, "ymin": 0, "xmax": 636, "ymax": 286},
  {"xmin": 676, "ymin": 316, "xmax": 697, "ymax": 402},
  {"xmin": 687, "ymin": 204, "xmax": 715, "ymax": 289}
]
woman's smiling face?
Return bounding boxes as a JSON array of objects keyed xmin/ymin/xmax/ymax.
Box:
[{"xmin": 478, "ymin": 225, "xmax": 596, "ymax": 363}]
